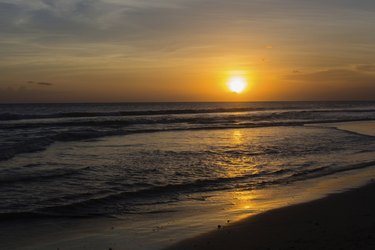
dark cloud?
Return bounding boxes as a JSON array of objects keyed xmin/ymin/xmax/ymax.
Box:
[
  {"xmin": 1, "ymin": 0, "xmax": 373, "ymax": 46},
  {"xmin": 0, "ymin": 85, "xmax": 65, "ymax": 103},
  {"xmin": 0, "ymin": 0, "xmax": 373, "ymax": 62},
  {"xmin": 285, "ymin": 69, "xmax": 375, "ymax": 83},
  {"xmin": 28, "ymin": 81, "xmax": 54, "ymax": 86},
  {"xmin": 284, "ymin": 69, "xmax": 375, "ymax": 100},
  {"xmin": 0, "ymin": 2, "xmax": 25, "ymax": 32},
  {"xmin": 356, "ymin": 64, "xmax": 375, "ymax": 72}
]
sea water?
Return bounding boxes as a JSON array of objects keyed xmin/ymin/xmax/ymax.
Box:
[{"xmin": 0, "ymin": 102, "xmax": 374, "ymax": 249}]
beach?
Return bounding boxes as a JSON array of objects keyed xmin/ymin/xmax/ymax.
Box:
[
  {"xmin": 166, "ymin": 121, "xmax": 375, "ymax": 250},
  {"xmin": 1, "ymin": 0, "xmax": 374, "ymax": 248},
  {"xmin": 0, "ymin": 103, "xmax": 374, "ymax": 250},
  {"xmin": 166, "ymin": 180, "xmax": 375, "ymax": 250}
]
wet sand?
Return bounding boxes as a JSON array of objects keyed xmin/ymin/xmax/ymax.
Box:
[{"xmin": 165, "ymin": 180, "xmax": 375, "ymax": 250}]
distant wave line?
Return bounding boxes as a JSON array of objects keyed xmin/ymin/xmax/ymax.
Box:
[
  {"xmin": 1, "ymin": 118, "xmax": 374, "ymax": 162},
  {"xmin": 1, "ymin": 108, "xmax": 375, "ymax": 121}
]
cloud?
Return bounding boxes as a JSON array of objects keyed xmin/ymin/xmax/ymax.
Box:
[
  {"xmin": 0, "ymin": 0, "xmax": 374, "ymax": 67},
  {"xmin": 285, "ymin": 69, "xmax": 375, "ymax": 83},
  {"xmin": 356, "ymin": 64, "xmax": 375, "ymax": 72},
  {"xmin": 28, "ymin": 81, "xmax": 54, "ymax": 86},
  {"xmin": 284, "ymin": 68, "xmax": 375, "ymax": 100},
  {"xmin": 0, "ymin": 85, "xmax": 65, "ymax": 103},
  {"xmin": 1, "ymin": 0, "xmax": 372, "ymax": 47}
]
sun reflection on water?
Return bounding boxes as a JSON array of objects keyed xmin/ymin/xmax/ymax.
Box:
[{"xmin": 231, "ymin": 130, "xmax": 244, "ymax": 145}]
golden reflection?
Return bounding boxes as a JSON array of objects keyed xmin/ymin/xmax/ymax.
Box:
[{"xmin": 231, "ymin": 130, "xmax": 244, "ymax": 145}]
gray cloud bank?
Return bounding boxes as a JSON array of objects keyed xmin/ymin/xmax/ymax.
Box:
[
  {"xmin": 1, "ymin": 0, "xmax": 375, "ymax": 56},
  {"xmin": 28, "ymin": 81, "xmax": 53, "ymax": 86}
]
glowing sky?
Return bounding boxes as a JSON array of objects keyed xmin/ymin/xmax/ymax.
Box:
[{"xmin": 0, "ymin": 0, "xmax": 375, "ymax": 102}]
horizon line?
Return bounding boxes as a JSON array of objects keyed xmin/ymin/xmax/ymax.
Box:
[{"xmin": 1, "ymin": 100, "xmax": 375, "ymax": 105}]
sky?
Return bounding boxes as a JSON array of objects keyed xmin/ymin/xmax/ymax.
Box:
[{"xmin": 0, "ymin": 0, "xmax": 375, "ymax": 102}]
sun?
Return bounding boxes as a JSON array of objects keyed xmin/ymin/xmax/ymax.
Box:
[{"xmin": 227, "ymin": 76, "xmax": 247, "ymax": 94}]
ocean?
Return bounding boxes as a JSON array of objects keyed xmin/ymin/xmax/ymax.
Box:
[{"xmin": 1, "ymin": 102, "xmax": 375, "ymax": 249}]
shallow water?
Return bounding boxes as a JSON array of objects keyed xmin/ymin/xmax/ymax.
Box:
[{"xmin": 1, "ymin": 122, "xmax": 375, "ymax": 219}]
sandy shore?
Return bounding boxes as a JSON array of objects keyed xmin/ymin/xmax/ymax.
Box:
[{"xmin": 165, "ymin": 180, "xmax": 375, "ymax": 250}]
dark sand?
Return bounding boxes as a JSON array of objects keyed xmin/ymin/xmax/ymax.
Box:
[{"xmin": 165, "ymin": 180, "xmax": 375, "ymax": 250}]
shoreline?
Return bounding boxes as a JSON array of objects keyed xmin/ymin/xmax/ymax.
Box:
[
  {"xmin": 3, "ymin": 165, "xmax": 375, "ymax": 250},
  {"xmin": 165, "ymin": 120, "xmax": 375, "ymax": 250},
  {"xmin": 165, "ymin": 179, "xmax": 375, "ymax": 250},
  {"xmin": 307, "ymin": 120, "xmax": 375, "ymax": 137},
  {"xmin": 1, "ymin": 120, "xmax": 374, "ymax": 250}
]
